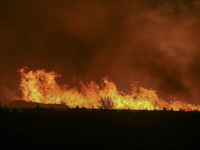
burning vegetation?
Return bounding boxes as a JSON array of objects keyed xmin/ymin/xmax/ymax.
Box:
[{"xmin": 18, "ymin": 67, "xmax": 200, "ymax": 111}]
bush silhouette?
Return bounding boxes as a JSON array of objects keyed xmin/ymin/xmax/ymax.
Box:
[{"xmin": 98, "ymin": 97, "xmax": 114, "ymax": 109}]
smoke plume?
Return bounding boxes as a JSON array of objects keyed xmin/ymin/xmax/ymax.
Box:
[{"xmin": 0, "ymin": 0, "xmax": 200, "ymax": 103}]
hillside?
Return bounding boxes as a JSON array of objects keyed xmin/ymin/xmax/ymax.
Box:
[{"xmin": 0, "ymin": 103, "xmax": 200, "ymax": 149}]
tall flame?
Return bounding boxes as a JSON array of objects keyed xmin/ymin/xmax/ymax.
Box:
[{"xmin": 18, "ymin": 67, "xmax": 200, "ymax": 111}]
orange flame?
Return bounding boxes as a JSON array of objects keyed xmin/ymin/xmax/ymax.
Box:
[{"xmin": 18, "ymin": 67, "xmax": 200, "ymax": 111}]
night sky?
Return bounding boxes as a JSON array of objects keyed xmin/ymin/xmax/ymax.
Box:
[{"xmin": 1, "ymin": 0, "xmax": 200, "ymax": 104}]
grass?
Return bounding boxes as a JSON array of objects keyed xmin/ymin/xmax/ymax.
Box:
[{"xmin": 0, "ymin": 102, "xmax": 200, "ymax": 149}]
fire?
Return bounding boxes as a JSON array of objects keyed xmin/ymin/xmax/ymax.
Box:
[{"xmin": 18, "ymin": 67, "xmax": 200, "ymax": 111}]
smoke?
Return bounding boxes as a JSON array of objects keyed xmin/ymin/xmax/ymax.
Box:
[
  {"xmin": 2, "ymin": 87, "xmax": 20, "ymax": 103},
  {"xmin": 0, "ymin": 0, "xmax": 200, "ymax": 103}
]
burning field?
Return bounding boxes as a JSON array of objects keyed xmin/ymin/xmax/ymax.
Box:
[
  {"xmin": 1, "ymin": 0, "xmax": 200, "ymax": 149},
  {"xmin": 18, "ymin": 67, "xmax": 200, "ymax": 111}
]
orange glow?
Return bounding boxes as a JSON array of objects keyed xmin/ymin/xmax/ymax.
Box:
[{"xmin": 18, "ymin": 67, "xmax": 200, "ymax": 111}]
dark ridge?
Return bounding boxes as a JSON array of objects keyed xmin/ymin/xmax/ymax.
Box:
[
  {"xmin": 5, "ymin": 100, "xmax": 69, "ymax": 109},
  {"xmin": 0, "ymin": 102, "xmax": 200, "ymax": 149}
]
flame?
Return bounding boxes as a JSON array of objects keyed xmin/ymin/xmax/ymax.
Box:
[{"xmin": 18, "ymin": 67, "xmax": 200, "ymax": 111}]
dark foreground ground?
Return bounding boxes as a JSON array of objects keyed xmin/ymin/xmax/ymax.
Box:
[{"xmin": 0, "ymin": 106, "xmax": 200, "ymax": 149}]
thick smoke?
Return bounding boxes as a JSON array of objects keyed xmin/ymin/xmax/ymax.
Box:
[{"xmin": 0, "ymin": 0, "xmax": 200, "ymax": 104}]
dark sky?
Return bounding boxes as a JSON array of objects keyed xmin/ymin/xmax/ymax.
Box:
[{"xmin": 1, "ymin": 0, "xmax": 200, "ymax": 104}]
